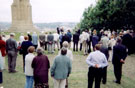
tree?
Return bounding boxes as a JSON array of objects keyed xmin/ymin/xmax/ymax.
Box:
[{"xmin": 79, "ymin": 0, "xmax": 135, "ymax": 31}]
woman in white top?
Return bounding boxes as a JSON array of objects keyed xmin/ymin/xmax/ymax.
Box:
[
  {"xmin": 108, "ymin": 35, "xmax": 116, "ymax": 61},
  {"xmin": 25, "ymin": 46, "xmax": 35, "ymax": 88},
  {"xmin": 58, "ymin": 41, "xmax": 73, "ymax": 61}
]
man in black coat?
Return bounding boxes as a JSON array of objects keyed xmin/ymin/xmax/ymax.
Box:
[
  {"xmin": 112, "ymin": 37, "xmax": 127, "ymax": 84},
  {"xmin": 73, "ymin": 31, "xmax": 79, "ymax": 51},
  {"xmin": 122, "ymin": 30, "xmax": 133, "ymax": 55},
  {"xmin": 27, "ymin": 32, "xmax": 32, "ymax": 42},
  {"xmin": 62, "ymin": 33, "xmax": 70, "ymax": 45},
  {"xmin": 99, "ymin": 42, "xmax": 109, "ymax": 84}
]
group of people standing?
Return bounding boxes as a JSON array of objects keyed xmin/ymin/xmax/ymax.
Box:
[
  {"xmin": 0, "ymin": 31, "xmax": 73, "ymax": 88},
  {"xmin": 0, "ymin": 28, "xmax": 135, "ymax": 88}
]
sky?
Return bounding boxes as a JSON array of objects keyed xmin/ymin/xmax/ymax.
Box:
[{"xmin": 0, "ymin": 0, "xmax": 96, "ymax": 23}]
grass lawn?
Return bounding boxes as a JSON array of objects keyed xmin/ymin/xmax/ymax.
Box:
[{"xmin": 2, "ymin": 50, "xmax": 135, "ymax": 88}]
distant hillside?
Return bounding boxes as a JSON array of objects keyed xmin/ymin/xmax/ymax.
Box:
[
  {"xmin": 0, "ymin": 22, "xmax": 11, "ymax": 30},
  {"xmin": 0, "ymin": 22, "xmax": 77, "ymax": 31}
]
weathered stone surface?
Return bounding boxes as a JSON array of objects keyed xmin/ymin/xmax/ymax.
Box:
[{"xmin": 8, "ymin": 0, "xmax": 39, "ymax": 32}]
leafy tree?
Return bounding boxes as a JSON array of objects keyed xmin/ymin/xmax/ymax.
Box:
[{"xmin": 79, "ymin": 0, "xmax": 135, "ymax": 31}]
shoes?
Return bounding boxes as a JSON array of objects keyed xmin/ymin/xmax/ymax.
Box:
[
  {"xmin": 9, "ymin": 70, "xmax": 17, "ymax": 73},
  {"xmin": 0, "ymin": 86, "xmax": 4, "ymax": 88},
  {"xmin": 113, "ymin": 80, "xmax": 121, "ymax": 84},
  {"xmin": 102, "ymin": 81, "xmax": 106, "ymax": 84},
  {"xmin": 12, "ymin": 70, "xmax": 17, "ymax": 73},
  {"xmin": 65, "ymin": 85, "xmax": 68, "ymax": 88}
]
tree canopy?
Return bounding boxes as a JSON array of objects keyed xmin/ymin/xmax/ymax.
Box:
[{"xmin": 79, "ymin": 0, "xmax": 135, "ymax": 31}]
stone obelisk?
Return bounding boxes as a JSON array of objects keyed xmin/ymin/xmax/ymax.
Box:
[{"xmin": 8, "ymin": 0, "xmax": 38, "ymax": 32}]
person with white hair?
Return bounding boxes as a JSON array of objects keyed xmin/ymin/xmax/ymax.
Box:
[
  {"xmin": 6, "ymin": 33, "xmax": 18, "ymax": 73},
  {"xmin": 19, "ymin": 33, "xmax": 24, "ymax": 44},
  {"xmin": 32, "ymin": 48, "xmax": 50, "ymax": 88},
  {"xmin": 58, "ymin": 41, "xmax": 73, "ymax": 61},
  {"xmin": 62, "ymin": 41, "xmax": 73, "ymax": 88},
  {"xmin": 51, "ymin": 47, "xmax": 72, "ymax": 88}
]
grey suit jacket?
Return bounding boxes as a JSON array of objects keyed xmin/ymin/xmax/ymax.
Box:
[{"xmin": 6, "ymin": 38, "xmax": 17, "ymax": 52}]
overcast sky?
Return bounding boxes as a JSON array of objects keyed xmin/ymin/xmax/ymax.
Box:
[{"xmin": 0, "ymin": 0, "xmax": 96, "ymax": 23}]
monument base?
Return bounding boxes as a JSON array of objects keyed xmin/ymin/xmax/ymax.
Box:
[{"xmin": 8, "ymin": 24, "xmax": 39, "ymax": 33}]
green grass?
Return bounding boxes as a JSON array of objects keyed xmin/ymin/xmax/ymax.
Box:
[{"xmin": 2, "ymin": 50, "xmax": 135, "ymax": 88}]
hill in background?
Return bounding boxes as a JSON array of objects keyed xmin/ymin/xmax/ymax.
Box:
[{"xmin": 0, "ymin": 22, "xmax": 77, "ymax": 31}]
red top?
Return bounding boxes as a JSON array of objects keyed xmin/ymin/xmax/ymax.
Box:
[{"xmin": 0, "ymin": 40, "xmax": 6, "ymax": 57}]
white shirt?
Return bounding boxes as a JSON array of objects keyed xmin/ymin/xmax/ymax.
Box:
[
  {"xmin": 53, "ymin": 33, "xmax": 59, "ymax": 41},
  {"xmin": 79, "ymin": 34, "xmax": 84, "ymax": 43},
  {"xmin": 66, "ymin": 49, "xmax": 73, "ymax": 61},
  {"xmin": 79, "ymin": 32, "xmax": 89, "ymax": 43},
  {"xmin": 58, "ymin": 49, "xmax": 73, "ymax": 61},
  {"xmin": 19, "ymin": 35, "xmax": 24, "ymax": 44},
  {"xmin": 108, "ymin": 38, "xmax": 116, "ymax": 49},
  {"xmin": 25, "ymin": 53, "xmax": 35, "ymax": 76},
  {"xmin": 86, "ymin": 50, "xmax": 108, "ymax": 68}
]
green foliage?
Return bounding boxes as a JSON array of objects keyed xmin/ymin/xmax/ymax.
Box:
[{"xmin": 80, "ymin": 0, "xmax": 135, "ymax": 31}]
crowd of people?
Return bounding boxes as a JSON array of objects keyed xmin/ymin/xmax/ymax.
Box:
[{"xmin": 0, "ymin": 28, "xmax": 135, "ymax": 88}]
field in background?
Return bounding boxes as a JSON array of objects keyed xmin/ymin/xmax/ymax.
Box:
[{"xmin": 2, "ymin": 50, "xmax": 135, "ymax": 88}]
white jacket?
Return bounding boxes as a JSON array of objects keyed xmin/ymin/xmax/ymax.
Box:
[{"xmin": 25, "ymin": 53, "xmax": 35, "ymax": 76}]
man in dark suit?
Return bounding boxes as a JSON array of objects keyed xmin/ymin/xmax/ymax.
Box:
[
  {"xmin": 99, "ymin": 42, "xmax": 109, "ymax": 84},
  {"xmin": 73, "ymin": 31, "xmax": 79, "ymax": 51},
  {"xmin": 62, "ymin": 33, "xmax": 70, "ymax": 47},
  {"xmin": 112, "ymin": 37, "xmax": 127, "ymax": 84},
  {"xmin": 122, "ymin": 30, "xmax": 133, "ymax": 55},
  {"xmin": 27, "ymin": 32, "xmax": 32, "ymax": 42}
]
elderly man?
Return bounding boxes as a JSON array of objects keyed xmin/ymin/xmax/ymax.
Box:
[
  {"xmin": 6, "ymin": 33, "xmax": 18, "ymax": 73},
  {"xmin": 86, "ymin": 44, "xmax": 108, "ymax": 88}
]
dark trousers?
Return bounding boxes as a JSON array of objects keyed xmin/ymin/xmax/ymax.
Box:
[
  {"xmin": 60, "ymin": 42, "xmax": 63, "ymax": 49},
  {"xmin": 7, "ymin": 51, "xmax": 17, "ymax": 72},
  {"xmin": 23, "ymin": 53, "xmax": 27, "ymax": 72},
  {"xmin": 73, "ymin": 42, "xmax": 78, "ymax": 51},
  {"xmin": 33, "ymin": 45, "xmax": 38, "ymax": 50},
  {"xmin": 45, "ymin": 42, "xmax": 48, "ymax": 50},
  {"xmin": 80, "ymin": 43, "xmax": 82, "ymax": 51},
  {"xmin": 113, "ymin": 64, "xmax": 122, "ymax": 83},
  {"xmin": 87, "ymin": 42, "xmax": 91, "ymax": 53},
  {"xmin": 88, "ymin": 67, "xmax": 102, "ymax": 88},
  {"xmin": 0, "ymin": 72, "xmax": 2, "ymax": 83},
  {"xmin": 101, "ymin": 67, "xmax": 107, "ymax": 84},
  {"xmin": 40, "ymin": 41, "xmax": 45, "ymax": 48}
]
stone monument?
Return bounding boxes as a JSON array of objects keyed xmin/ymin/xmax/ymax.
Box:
[{"xmin": 8, "ymin": 0, "xmax": 38, "ymax": 32}]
